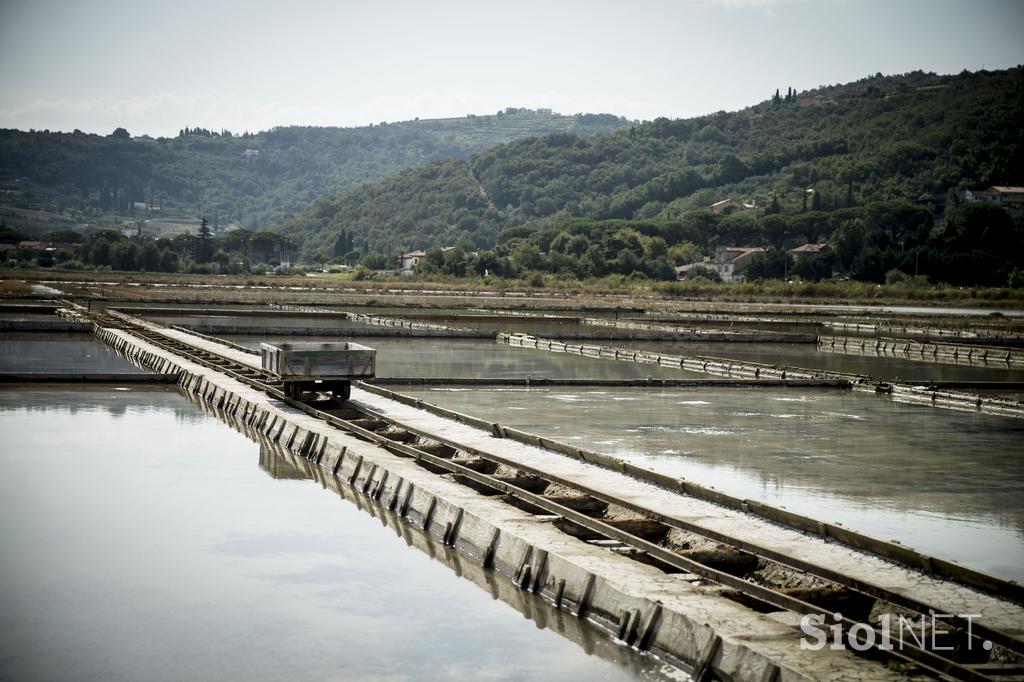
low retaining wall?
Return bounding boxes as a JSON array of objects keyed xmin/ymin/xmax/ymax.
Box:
[
  {"xmin": 874, "ymin": 382, "xmax": 1024, "ymax": 418},
  {"xmin": 357, "ymin": 381, "xmax": 1021, "ymax": 601},
  {"xmin": 500, "ymin": 332, "xmax": 1024, "ymax": 419},
  {"xmin": 499, "ymin": 332, "xmax": 843, "ymax": 381},
  {"xmin": 582, "ymin": 317, "xmax": 818, "ymax": 343},
  {"xmin": 92, "ymin": 323, "xmax": 903, "ymax": 682},
  {"xmin": 819, "ymin": 335, "xmax": 1024, "ymax": 368},
  {"xmin": 823, "ymin": 321, "xmax": 1024, "ymax": 345},
  {"xmin": 343, "ymin": 312, "xmax": 493, "ymax": 338}
]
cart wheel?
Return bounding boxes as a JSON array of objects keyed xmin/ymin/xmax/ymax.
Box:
[{"xmin": 333, "ymin": 383, "xmax": 351, "ymax": 401}]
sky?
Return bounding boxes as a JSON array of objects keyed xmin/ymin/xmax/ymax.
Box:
[{"xmin": 0, "ymin": 0, "xmax": 1022, "ymax": 138}]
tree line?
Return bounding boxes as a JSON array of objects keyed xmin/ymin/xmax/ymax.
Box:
[
  {"xmin": 2, "ymin": 221, "xmax": 297, "ymax": 275},
  {"xmin": 391, "ymin": 199, "xmax": 1021, "ymax": 287},
  {"xmin": 276, "ymin": 67, "xmax": 1024, "ymax": 288}
]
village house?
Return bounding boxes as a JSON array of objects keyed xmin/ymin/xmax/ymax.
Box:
[
  {"xmin": 789, "ymin": 243, "xmax": 827, "ymax": 261},
  {"xmin": 676, "ymin": 246, "xmax": 766, "ymax": 283},
  {"xmin": 398, "ymin": 249, "xmax": 427, "ymax": 273},
  {"xmin": 398, "ymin": 246, "xmax": 458, "ymax": 274},
  {"xmin": 965, "ymin": 186, "xmax": 1024, "ymax": 218},
  {"xmin": 709, "ymin": 198, "xmax": 756, "ymax": 215}
]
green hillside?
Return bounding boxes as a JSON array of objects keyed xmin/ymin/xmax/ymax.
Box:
[
  {"xmin": 275, "ymin": 68, "xmax": 1024, "ymax": 284},
  {"xmin": 0, "ymin": 110, "xmax": 632, "ymax": 235}
]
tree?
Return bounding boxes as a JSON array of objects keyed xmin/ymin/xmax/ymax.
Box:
[
  {"xmin": 668, "ymin": 241, "xmax": 702, "ymax": 265},
  {"xmin": 510, "ymin": 242, "xmax": 543, "ymax": 273},
  {"xmin": 213, "ymin": 250, "xmax": 232, "ymax": 273},
  {"xmin": 745, "ymin": 248, "xmax": 790, "ymax": 280},
  {"xmin": 612, "ymin": 247, "xmax": 641, "ymax": 275},
  {"xmin": 195, "ymin": 217, "xmax": 214, "ymax": 263},
  {"xmin": 361, "ymin": 252, "xmax": 391, "ymax": 270},
  {"xmin": 717, "ymin": 154, "xmax": 749, "ymax": 184},
  {"xmin": 332, "ymin": 229, "xmax": 353, "ymax": 257},
  {"xmin": 582, "ymin": 245, "xmax": 609, "ymax": 277},
  {"xmin": 684, "ymin": 266, "xmax": 721, "ymax": 283},
  {"xmin": 719, "ymin": 213, "xmax": 759, "ymax": 246},
  {"xmin": 679, "ymin": 210, "xmax": 721, "ymax": 252},
  {"xmin": 111, "ymin": 241, "xmax": 138, "ymax": 271},
  {"xmin": 91, "ymin": 239, "xmax": 112, "ymax": 267},
  {"xmin": 159, "ymin": 249, "xmax": 179, "ymax": 273},
  {"xmin": 138, "ymin": 240, "xmax": 161, "ymax": 271},
  {"xmin": 928, "ymin": 203, "xmax": 1020, "ymax": 285},
  {"xmin": 792, "ymin": 250, "xmax": 834, "ymax": 282},
  {"xmin": 644, "ymin": 257, "xmax": 677, "ymax": 281},
  {"xmin": 761, "ymin": 214, "xmax": 795, "ymax": 249}
]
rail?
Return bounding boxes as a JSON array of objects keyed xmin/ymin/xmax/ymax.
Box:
[{"xmin": 90, "ymin": 311, "xmax": 1024, "ymax": 681}]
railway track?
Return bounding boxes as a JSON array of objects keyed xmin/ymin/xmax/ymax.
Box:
[{"xmin": 92, "ymin": 310, "xmax": 1024, "ymax": 681}]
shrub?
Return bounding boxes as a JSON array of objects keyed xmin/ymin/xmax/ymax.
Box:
[{"xmin": 684, "ymin": 266, "xmax": 721, "ymax": 283}]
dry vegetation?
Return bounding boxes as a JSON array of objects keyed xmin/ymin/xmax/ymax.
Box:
[
  {"xmin": 0, "ymin": 279, "xmax": 33, "ymax": 296},
  {"xmin": 3, "ymin": 266, "xmax": 1024, "ymax": 316}
]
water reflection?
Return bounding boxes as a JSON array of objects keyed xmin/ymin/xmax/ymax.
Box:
[
  {"xmin": 402, "ymin": 385, "xmax": 1024, "ymax": 582},
  {"xmin": 0, "ymin": 333, "xmax": 147, "ymax": 374},
  {"xmin": 0, "ymin": 386, "xmax": 205, "ymax": 423},
  {"xmin": 0, "ymin": 386, "xmax": 688, "ymax": 682},
  {"xmin": 252, "ymin": 439, "xmax": 683, "ymax": 679}
]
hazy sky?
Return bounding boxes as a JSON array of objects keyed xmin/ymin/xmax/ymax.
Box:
[{"xmin": 1, "ymin": 0, "xmax": 1021, "ymax": 137}]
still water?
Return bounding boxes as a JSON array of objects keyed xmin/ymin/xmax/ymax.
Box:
[
  {"xmin": 228, "ymin": 336, "xmax": 704, "ymax": 380},
  {"xmin": 0, "ymin": 333, "xmax": 147, "ymax": 373},
  {"xmin": 0, "ymin": 387, "xmax": 685, "ymax": 682},
  {"xmin": 401, "ymin": 385, "xmax": 1024, "ymax": 582}
]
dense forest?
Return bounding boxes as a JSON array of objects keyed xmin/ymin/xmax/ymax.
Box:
[
  {"xmin": 0, "ymin": 110, "xmax": 631, "ymax": 232},
  {"xmin": 275, "ymin": 68, "xmax": 1024, "ymax": 285}
]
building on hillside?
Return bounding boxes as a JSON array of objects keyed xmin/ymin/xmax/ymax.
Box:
[
  {"xmin": 399, "ymin": 246, "xmax": 458, "ymax": 274},
  {"xmin": 798, "ymin": 94, "xmax": 826, "ymax": 107},
  {"xmin": 709, "ymin": 198, "xmax": 756, "ymax": 215},
  {"xmin": 241, "ymin": 149, "xmax": 260, "ymax": 160},
  {"xmin": 965, "ymin": 186, "xmax": 1024, "ymax": 218},
  {"xmin": 789, "ymin": 243, "xmax": 827, "ymax": 260},
  {"xmin": 398, "ymin": 250, "xmax": 427, "ymax": 273},
  {"xmin": 676, "ymin": 246, "xmax": 766, "ymax": 283}
]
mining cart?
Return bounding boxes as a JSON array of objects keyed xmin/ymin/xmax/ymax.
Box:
[{"xmin": 260, "ymin": 341, "xmax": 376, "ymax": 400}]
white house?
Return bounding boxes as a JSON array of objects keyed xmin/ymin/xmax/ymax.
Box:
[
  {"xmin": 677, "ymin": 246, "xmax": 766, "ymax": 283},
  {"xmin": 398, "ymin": 249, "xmax": 427, "ymax": 273}
]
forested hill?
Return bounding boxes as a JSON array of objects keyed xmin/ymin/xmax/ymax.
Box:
[
  {"xmin": 0, "ymin": 110, "xmax": 632, "ymax": 231},
  {"xmin": 275, "ymin": 68, "xmax": 1024, "ymax": 261}
]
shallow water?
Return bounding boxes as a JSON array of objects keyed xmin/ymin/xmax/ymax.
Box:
[
  {"xmin": 0, "ymin": 333, "xmax": 147, "ymax": 373},
  {"xmin": 228, "ymin": 336, "xmax": 705, "ymax": 380},
  {"xmin": 400, "ymin": 385, "xmax": 1024, "ymax": 581},
  {"xmin": 0, "ymin": 387, "xmax": 686, "ymax": 682}
]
